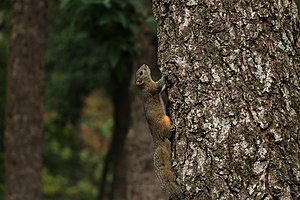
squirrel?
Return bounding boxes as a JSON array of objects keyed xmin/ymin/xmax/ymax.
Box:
[{"xmin": 135, "ymin": 64, "xmax": 185, "ymax": 200}]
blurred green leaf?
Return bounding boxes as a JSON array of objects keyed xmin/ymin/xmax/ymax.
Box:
[{"xmin": 60, "ymin": 0, "xmax": 71, "ymax": 9}]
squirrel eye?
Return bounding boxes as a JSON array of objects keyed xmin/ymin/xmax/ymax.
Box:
[{"xmin": 139, "ymin": 71, "xmax": 143, "ymax": 76}]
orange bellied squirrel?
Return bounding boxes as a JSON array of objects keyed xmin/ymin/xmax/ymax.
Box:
[{"xmin": 135, "ymin": 64, "xmax": 185, "ymax": 200}]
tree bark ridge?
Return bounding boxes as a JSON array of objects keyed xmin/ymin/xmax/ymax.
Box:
[{"xmin": 153, "ymin": 0, "xmax": 299, "ymax": 199}]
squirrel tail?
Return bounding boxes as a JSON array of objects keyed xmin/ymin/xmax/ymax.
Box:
[{"xmin": 153, "ymin": 140, "xmax": 185, "ymax": 200}]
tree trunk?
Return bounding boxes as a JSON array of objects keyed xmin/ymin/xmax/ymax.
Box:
[
  {"xmin": 153, "ymin": 0, "xmax": 300, "ymax": 199},
  {"xmin": 5, "ymin": 1, "xmax": 47, "ymax": 200},
  {"xmin": 0, "ymin": 7, "xmax": 8, "ymax": 198},
  {"xmin": 111, "ymin": 68, "xmax": 132, "ymax": 200},
  {"xmin": 97, "ymin": 68, "xmax": 132, "ymax": 200}
]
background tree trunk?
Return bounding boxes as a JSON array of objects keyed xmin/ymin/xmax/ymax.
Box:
[
  {"xmin": 97, "ymin": 64, "xmax": 132, "ymax": 200},
  {"xmin": 153, "ymin": 0, "xmax": 299, "ymax": 199},
  {"xmin": 5, "ymin": 1, "xmax": 47, "ymax": 200}
]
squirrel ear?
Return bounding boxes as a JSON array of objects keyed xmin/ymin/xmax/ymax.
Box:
[{"xmin": 135, "ymin": 78, "xmax": 143, "ymax": 86}]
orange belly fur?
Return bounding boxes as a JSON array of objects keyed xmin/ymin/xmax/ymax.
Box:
[{"xmin": 161, "ymin": 115, "xmax": 171, "ymax": 130}]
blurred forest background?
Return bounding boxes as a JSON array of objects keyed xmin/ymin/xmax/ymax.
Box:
[
  {"xmin": 0, "ymin": 0, "xmax": 299, "ymax": 200},
  {"xmin": 0, "ymin": 0, "xmax": 156, "ymax": 199}
]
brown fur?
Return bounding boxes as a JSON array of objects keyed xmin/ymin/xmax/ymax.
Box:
[{"xmin": 136, "ymin": 64, "xmax": 185, "ymax": 200}]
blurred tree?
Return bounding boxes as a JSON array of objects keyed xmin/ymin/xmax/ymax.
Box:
[
  {"xmin": 0, "ymin": 0, "xmax": 10, "ymax": 197},
  {"xmin": 4, "ymin": 1, "xmax": 47, "ymax": 200},
  {"xmin": 153, "ymin": 0, "xmax": 299, "ymax": 199},
  {"xmin": 44, "ymin": 0, "xmax": 141, "ymax": 199}
]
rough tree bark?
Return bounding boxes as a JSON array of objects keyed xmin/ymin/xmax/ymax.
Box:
[
  {"xmin": 5, "ymin": 1, "xmax": 47, "ymax": 200},
  {"xmin": 153, "ymin": 0, "xmax": 299, "ymax": 199}
]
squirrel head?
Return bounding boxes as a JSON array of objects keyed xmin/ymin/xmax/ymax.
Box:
[{"xmin": 135, "ymin": 64, "xmax": 151, "ymax": 87}]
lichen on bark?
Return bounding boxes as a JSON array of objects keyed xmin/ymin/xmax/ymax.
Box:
[{"xmin": 153, "ymin": 0, "xmax": 300, "ymax": 199}]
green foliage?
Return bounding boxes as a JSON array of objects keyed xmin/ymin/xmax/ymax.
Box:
[
  {"xmin": 46, "ymin": 0, "xmax": 141, "ymax": 124},
  {"xmin": 295, "ymin": 0, "xmax": 300, "ymax": 16},
  {"xmin": 43, "ymin": 119, "xmax": 105, "ymax": 200},
  {"xmin": 43, "ymin": 168, "xmax": 98, "ymax": 200},
  {"xmin": 43, "ymin": 0, "xmax": 143, "ymax": 199},
  {"xmin": 43, "ymin": 89, "xmax": 113, "ymax": 200}
]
